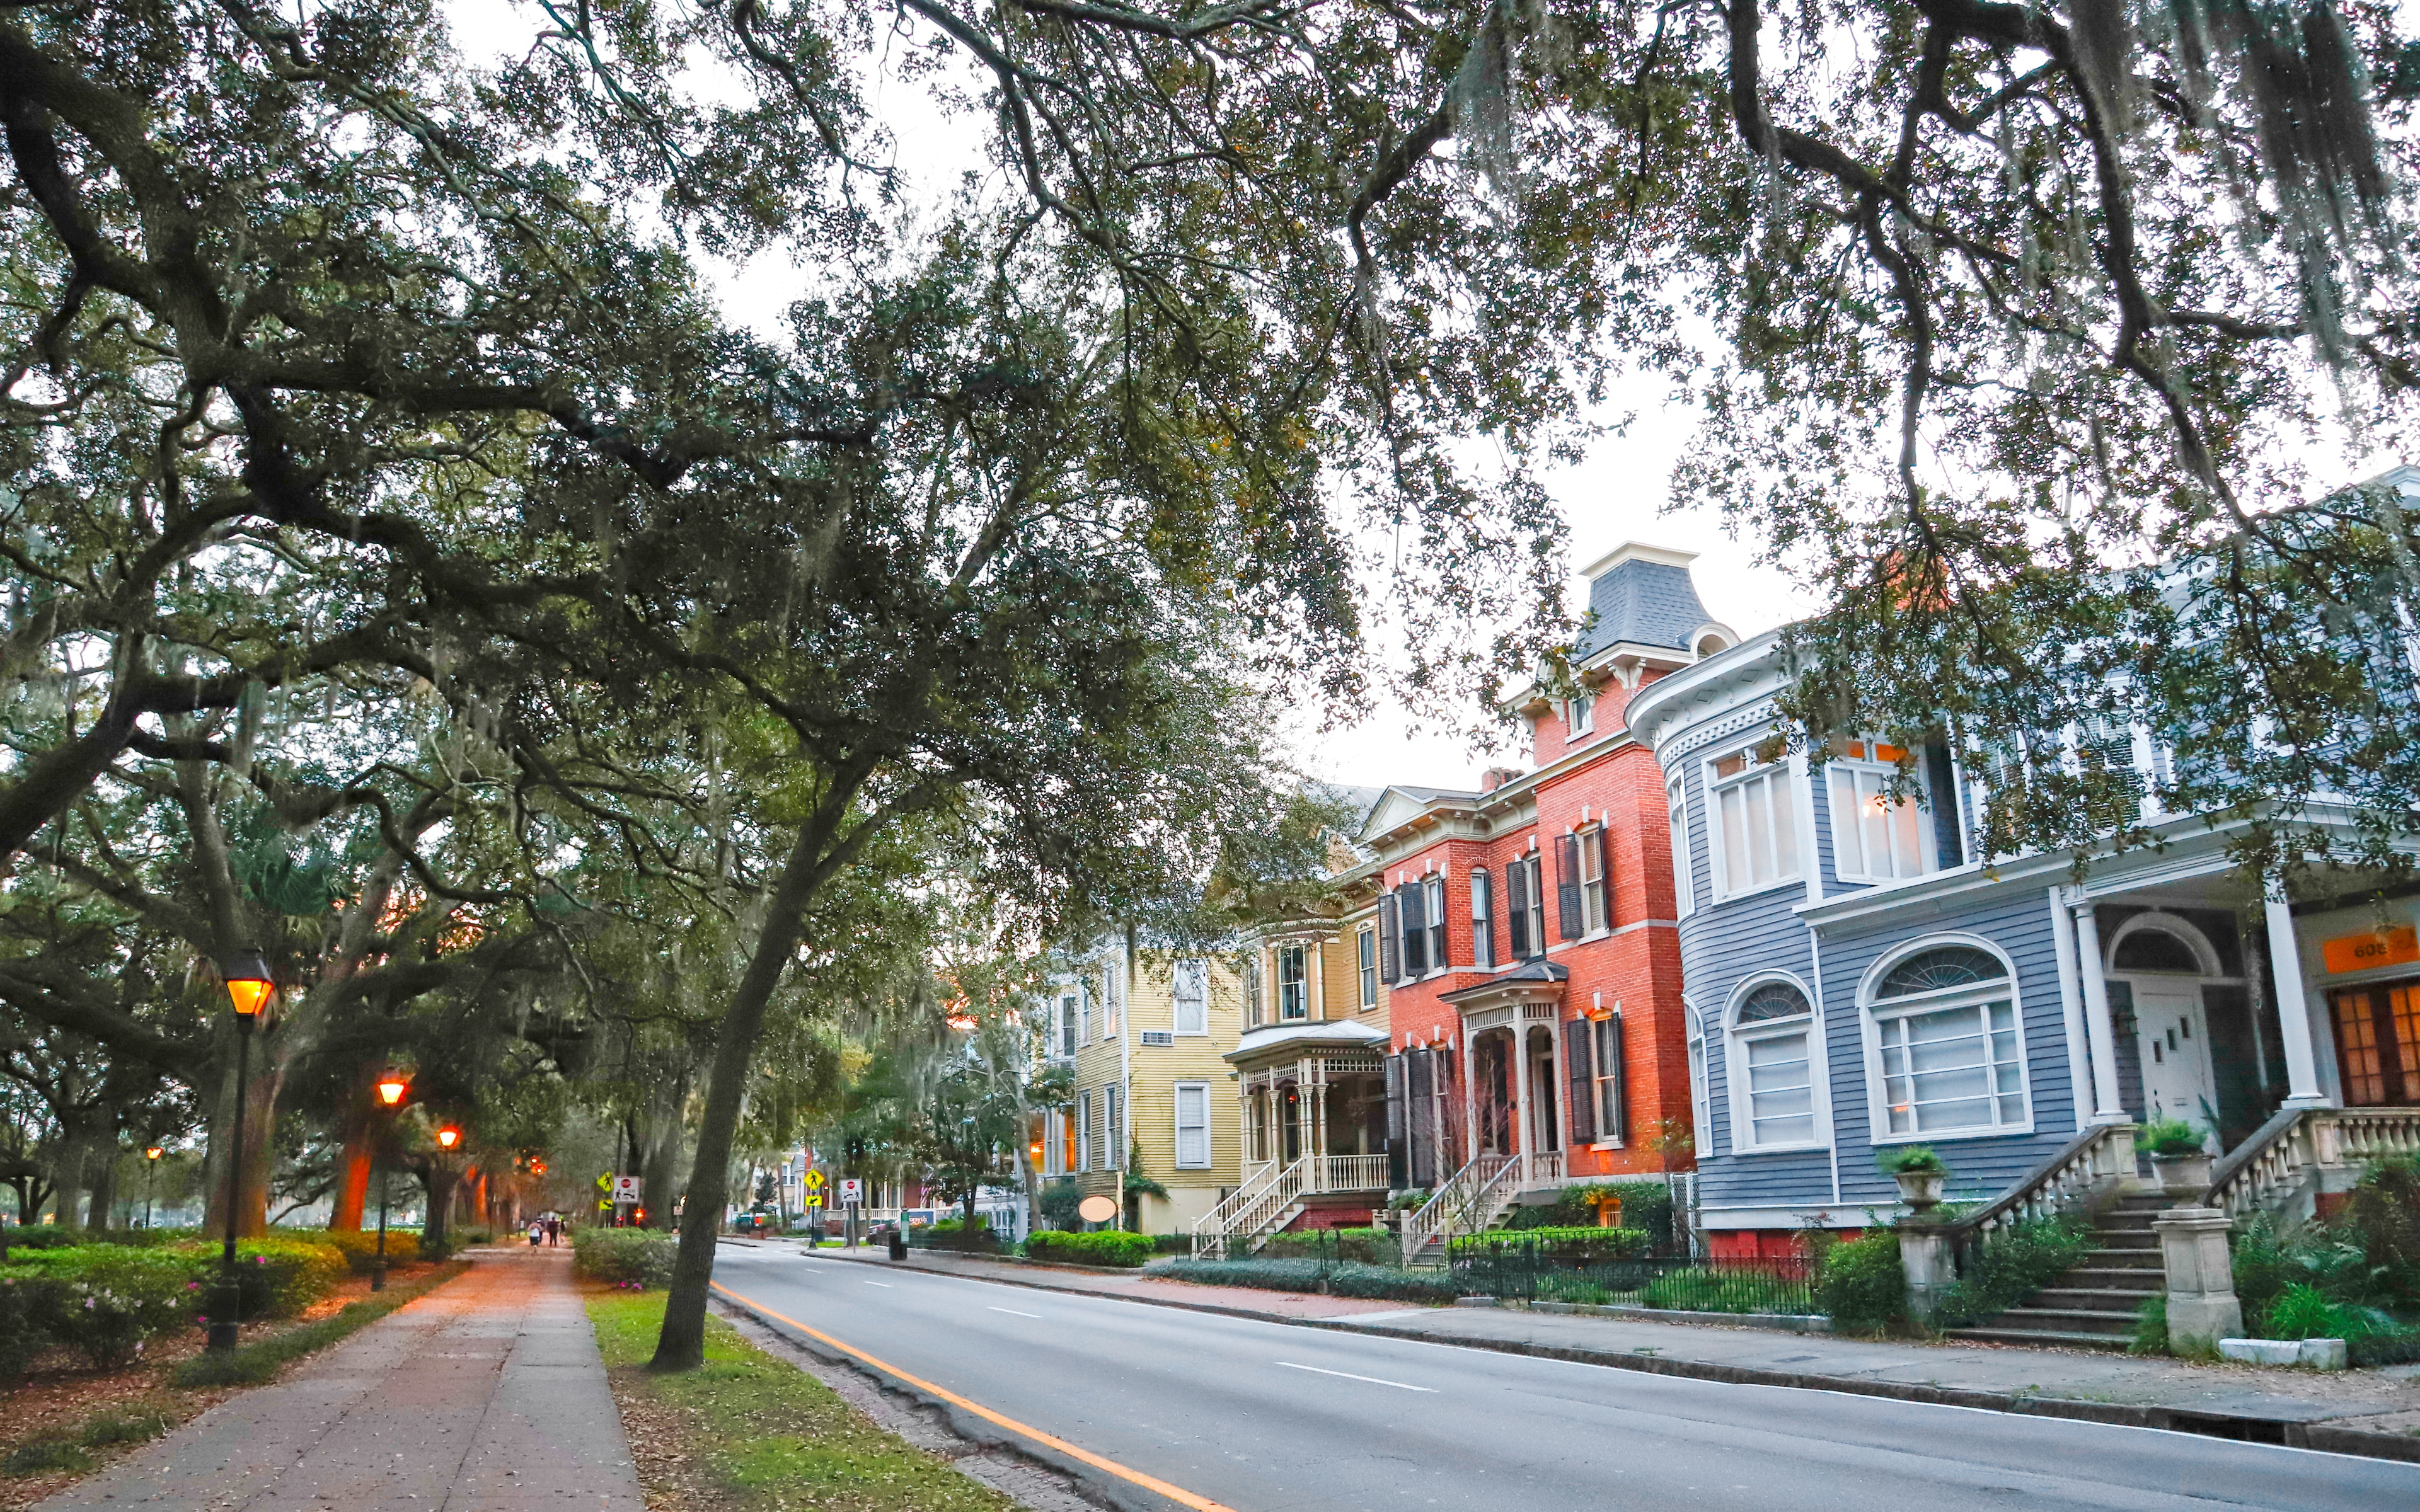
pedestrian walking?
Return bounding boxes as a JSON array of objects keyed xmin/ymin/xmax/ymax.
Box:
[{"xmin": 527, "ymin": 1220, "xmax": 542, "ymax": 1247}]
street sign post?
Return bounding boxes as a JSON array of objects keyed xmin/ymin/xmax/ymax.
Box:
[{"xmin": 612, "ymin": 1174, "xmax": 643, "ymax": 1204}]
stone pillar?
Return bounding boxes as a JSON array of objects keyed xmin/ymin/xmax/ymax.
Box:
[
  {"xmin": 2072, "ymin": 903, "xmax": 2129, "ymax": 1123},
  {"xmin": 1896, "ymin": 1222, "xmax": 1956, "ymax": 1322},
  {"xmin": 2264, "ymin": 888, "xmax": 2331, "ymax": 1107},
  {"xmin": 2155, "ymin": 1207, "xmax": 2242, "ymax": 1352}
]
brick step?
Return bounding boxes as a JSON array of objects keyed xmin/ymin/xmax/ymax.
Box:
[
  {"xmin": 1944, "ymin": 1327, "xmax": 2135, "ymax": 1352},
  {"xmin": 1981, "ymin": 1307, "xmax": 2140, "ymax": 1335},
  {"xmin": 2030, "ymin": 1286, "xmax": 2162, "ymax": 1313}
]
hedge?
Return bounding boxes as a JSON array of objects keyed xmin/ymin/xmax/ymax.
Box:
[
  {"xmin": 1161, "ymin": 1256, "xmax": 1461, "ymax": 1303},
  {"xmin": 1022, "ymin": 1230, "xmax": 1155, "ymax": 1267},
  {"xmin": 1812, "ymin": 1230, "xmax": 1908, "ymax": 1334},
  {"xmin": 1259, "ymin": 1228, "xmax": 1397, "ymax": 1264},
  {"xmin": 163, "ymin": 1236, "xmax": 349, "ymax": 1318},
  {"xmin": 1449, "ymin": 1226, "xmax": 1650, "ymax": 1261},
  {"xmin": 315, "ymin": 1228, "xmax": 437, "ymax": 1273},
  {"xmin": 572, "ymin": 1226, "xmax": 679, "ymax": 1286},
  {"xmin": 1, "ymin": 1235, "xmax": 345, "ymax": 1373}
]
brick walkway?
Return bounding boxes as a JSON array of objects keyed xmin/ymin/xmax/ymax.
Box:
[{"xmin": 42, "ymin": 1247, "xmax": 642, "ymax": 1512}]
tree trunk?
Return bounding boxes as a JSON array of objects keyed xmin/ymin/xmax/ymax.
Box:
[
  {"xmin": 651, "ymin": 820, "xmax": 833, "ymax": 1372},
  {"xmin": 328, "ymin": 1076, "xmax": 374, "ymax": 1230},
  {"xmin": 423, "ymin": 1166, "xmax": 455, "ymax": 1251},
  {"xmin": 640, "ymin": 1119, "xmax": 685, "ymax": 1232},
  {"xmin": 86, "ymin": 1147, "xmax": 117, "ymax": 1230}
]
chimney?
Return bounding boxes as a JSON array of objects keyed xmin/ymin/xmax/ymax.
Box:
[{"xmin": 1480, "ymin": 765, "xmax": 1524, "ymax": 793}]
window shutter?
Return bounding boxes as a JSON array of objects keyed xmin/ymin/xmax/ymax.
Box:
[
  {"xmin": 1405, "ymin": 1049, "xmax": 1436, "ymax": 1188},
  {"xmin": 1384, "ymin": 1054, "xmax": 1409, "ymax": 1189},
  {"xmin": 1556, "ymin": 833, "xmax": 1584, "ymax": 940},
  {"xmin": 1399, "ymin": 883, "xmax": 1427, "ymax": 975},
  {"xmin": 1599, "ymin": 1014, "xmax": 1628, "ymax": 1144},
  {"xmin": 1378, "ymin": 892, "xmax": 1401, "ymax": 982},
  {"xmin": 1564, "ymin": 1019, "xmax": 1596, "ymax": 1146},
  {"xmin": 1506, "ymin": 861, "xmax": 1530, "ymax": 958}
]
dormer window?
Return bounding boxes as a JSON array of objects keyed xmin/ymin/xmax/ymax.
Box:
[{"xmin": 1569, "ymin": 693, "xmax": 1594, "ymax": 735}]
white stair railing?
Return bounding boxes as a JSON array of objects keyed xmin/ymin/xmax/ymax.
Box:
[
  {"xmin": 1192, "ymin": 1155, "xmax": 1311, "ymax": 1259},
  {"xmin": 1399, "ymin": 1153, "xmax": 1513, "ymax": 1265}
]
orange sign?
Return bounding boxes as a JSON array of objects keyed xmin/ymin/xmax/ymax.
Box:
[{"xmin": 2321, "ymin": 925, "xmax": 2420, "ymax": 975}]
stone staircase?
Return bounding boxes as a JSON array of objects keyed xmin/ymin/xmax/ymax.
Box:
[{"xmin": 1942, "ymin": 1192, "xmax": 2166, "ymax": 1351}]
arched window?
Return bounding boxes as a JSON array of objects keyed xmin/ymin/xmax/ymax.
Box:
[
  {"xmin": 2112, "ymin": 928, "xmax": 2201, "ymax": 973},
  {"xmin": 1727, "ymin": 980, "xmax": 1818, "ymax": 1150},
  {"xmin": 1867, "ymin": 944, "xmax": 2029, "ymax": 1138}
]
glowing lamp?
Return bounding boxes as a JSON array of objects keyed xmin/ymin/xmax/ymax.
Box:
[
  {"xmin": 145, "ymin": 1146, "xmax": 164, "ymax": 1160},
  {"xmin": 530, "ymin": 1159, "xmax": 546, "ymax": 1174},
  {"xmin": 222, "ymin": 949, "xmax": 275, "ymax": 1017},
  {"xmin": 376, "ymin": 1075, "xmax": 409, "ymax": 1108},
  {"xmin": 436, "ymin": 1126, "xmax": 461, "ymax": 1150}
]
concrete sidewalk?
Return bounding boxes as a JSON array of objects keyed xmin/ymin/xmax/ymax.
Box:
[
  {"xmin": 795, "ymin": 1240, "xmax": 2420, "ymax": 1459},
  {"xmin": 41, "ymin": 1247, "xmax": 642, "ymax": 1512}
]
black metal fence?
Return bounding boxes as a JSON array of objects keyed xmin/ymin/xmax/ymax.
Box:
[{"xmin": 1449, "ymin": 1242, "xmax": 1816, "ymax": 1315}]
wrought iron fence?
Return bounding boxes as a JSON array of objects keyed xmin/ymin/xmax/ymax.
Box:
[{"xmin": 1448, "ymin": 1241, "xmax": 1815, "ymax": 1315}]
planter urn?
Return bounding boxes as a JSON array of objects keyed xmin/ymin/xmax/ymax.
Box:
[
  {"xmin": 2150, "ymin": 1150, "xmax": 2214, "ymax": 1194},
  {"xmin": 1892, "ymin": 1168, "xmax": 1947, "ymax": 1213}
]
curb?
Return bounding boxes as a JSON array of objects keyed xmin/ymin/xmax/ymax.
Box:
[{"xmin": 782, "ymin": 1246, "xmax": 2420, "ymax": 1466}]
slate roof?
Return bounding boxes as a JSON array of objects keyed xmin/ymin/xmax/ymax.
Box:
[{"xmin": 1574, "ymin": 556, "xmax": 1716, "ymax": 659}]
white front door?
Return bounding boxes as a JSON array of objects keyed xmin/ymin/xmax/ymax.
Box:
[{"xmin": 2133, "ymin": 983, "xmax": 2218, "ymax": 1136}]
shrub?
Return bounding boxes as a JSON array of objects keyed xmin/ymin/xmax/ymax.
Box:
[
  {"xmin": 2136, "ymin": 1118, "xmax": 2204, "ymax": 1157},
  {"xmin": 1037, "ymin": 1178, "xmax": 1082, "ymax": 1232},
  {"xmin": 8, "ymin": 1246, "xmax": 200, "ymax": 1357},
  {"xmin": 2, "ymin": 1227, "xmax": 92, "ymax": 1252},
  {"xmin": 2130, "ymin": 1294, "xmax": 2170, "ymax": 1355},
  {"xmin": 1261, "ymin": 1228, "xmax": 1398, "ymax": 1264},
  {"xmin": 0, "ymin": 1273, "xmax": 67, "ymax": 1378},
  {"xmin": 1503, "ymin": 1182, "xmax": 1678, "ymax": 1251},
  {"xmin": 163, "ymin": 1237, "xmax": 347, "ymax": 1319},
  {"xmin": 1637, "ymin": 1267, "xmax": 1811, "ymax": 1314},
  {"xmin": 1022, "ymin": 1230, "xmax": 1155, "ymax": 1267},
  {"xmin": 1161, "ymin": 1256, "xmax": 1459, "ymax": 1303},
  {"xmin": 572, "ymin": 1227, "xmax": 678, "ymax": 1287},
  {"xmin": 1813, "ymin": 1230, "xmax": 1908, "ymax": 1334},
  {"xmin": 1875, "ymin": 1146, "xmax": 1948, "ymax": 1175},
  {"xmin": 1450, "ymin": 1227, "xmax": 1650, "ymax": 1263},
  {"xmin": 1930, "ymin": 1217, "xmax": 2095, "ymax": 1330},
  {"xmin": 2344, "ymin": 1154, "xmax": 2420, "ymax": 1300},
  {"xmin": 316, "ymin": 1228, "xmax": 424, "ymax": 1274}
]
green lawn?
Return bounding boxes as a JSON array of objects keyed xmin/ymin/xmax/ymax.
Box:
[{"xmin": 584, "ymin": 1292, "xmax": 1019, "ymax": 1512}]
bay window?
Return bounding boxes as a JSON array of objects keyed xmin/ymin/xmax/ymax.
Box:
[
  {"xmin": 1709, "ymin": 744, "xmax": 1801, "ymax": 896},
  {"xmin": 1826, "ymin": 739, "xmax": 1937, "ymax": 883}
]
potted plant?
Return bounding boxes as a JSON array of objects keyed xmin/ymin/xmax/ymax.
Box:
[
  {"xmin": 2138, "ymin": 1118, "xmax": 2212, "ymax": 1193},
  {"xmin": 1877, "ymin": 1146, "xmax": 1949, "ymax": 1214}
]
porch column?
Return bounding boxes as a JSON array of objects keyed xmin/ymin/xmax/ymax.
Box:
[
  {"xmin": 2264, "ymin": 886, "xmax": 2332, "ymax": 1108},
  {"xmin": 1296, "ymin": 1058, "xmax": 1315, "ymax": 1169},
  {"xmin": 1312, "ymin": 1076, "xmax": 1330, "ymax": 1191},
  {"xmin": 1513, "ymin": 1028, "xmax": 1535, "ymax": 1176},
  {"xmin": 2071, "ymin": 902, "xmax": 2129, "ymax": 1123}
]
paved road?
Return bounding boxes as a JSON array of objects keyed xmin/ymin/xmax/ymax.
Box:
[{"xmin": 710, "ymin": 1246, "xmax": 2420, "ymax": 1512}]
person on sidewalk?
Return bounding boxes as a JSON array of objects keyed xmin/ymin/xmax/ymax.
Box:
[{"xmin": 529, "ymin": 1220, "xmax": 543, "ymax": 1247}]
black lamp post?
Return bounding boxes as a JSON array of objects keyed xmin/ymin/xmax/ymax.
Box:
[
  {"xmin": 209, "ymin": 949, "xmax": 275, "ymax": 1353},
  {"xmin": 372, "ymin": 1073, "xmax": 410, "ymax": 1292},
  {"xmin": 143, "ymin": 1145, "xmax": 164, "ymax": 1229}
]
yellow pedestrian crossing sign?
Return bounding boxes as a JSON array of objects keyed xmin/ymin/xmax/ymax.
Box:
[{"xmin": 804, "ymin": 1171, "xmax": 825, "ymax": 1190}]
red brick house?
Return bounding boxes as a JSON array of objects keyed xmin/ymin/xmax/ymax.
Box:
[{"xmin": 1364, "ymin": 544, "xmax": 1735, "ymax": 1256}]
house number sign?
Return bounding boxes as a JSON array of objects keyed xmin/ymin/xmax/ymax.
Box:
[{"xmin": 2320, "ymin": 925, "xmax": 2420, "ymax": 975}]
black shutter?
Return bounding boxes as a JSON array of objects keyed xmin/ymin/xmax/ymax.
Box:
[
  {"xmin": 1599, "ymin": 828, "xmax": 1616, "ymax": 924},
  {"xmin": 1564, "ymin": 1019, "xmax": 1596, "ymax": 1147},
  {"xmin": 1406, "ymin": 1050, "xmax": 1436, "ymax": 1187},
  {"xmin": 1506, "ymin": 860, "xmax": 1531, "ymax": 958},
  {"xmin": 1400, "ymin": 883, "xmax": 1427, "ymax": 975},
  {"xmin": 1556, "ymin": 833, "xmax": 1584, "ymax": 940},
  {"xmin": 1378, "ymin": 891, "xmax": 1400, "ymax": 983},
  {"xmin": 1601, "ymin": 1014, "xmax": 1628, "ymax": 1144}
]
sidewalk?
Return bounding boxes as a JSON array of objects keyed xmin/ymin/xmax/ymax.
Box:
[
  {"xmin": 40, "ymin": 1247, "xmax": 642, "ymax": 1512},
  {"xmin": 796, "ymin": 1242, "xmax": 2420, "ymax": 1460}
]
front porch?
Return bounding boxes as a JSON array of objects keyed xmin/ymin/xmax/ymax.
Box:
[{"xmin": 1191, "ymin": 1021, "xmax": 1390, "ymax": 1257}]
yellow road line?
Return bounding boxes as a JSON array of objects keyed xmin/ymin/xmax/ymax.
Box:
[{"xmin": 710, "ymin": 1281, "xmax": 1238, "ymax": 1512}]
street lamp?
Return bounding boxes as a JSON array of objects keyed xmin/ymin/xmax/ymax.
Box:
[
  {"xmin": 371, "ymin": 1074, "xmax": 410, "ymax": 1292},
  {"xmin": 209, "ymin": 948, "xmax": 275, "ymax": 1353},
  {"xmin": 143, "ymin": 1146, "xmax": 163, "ymax": 1229}
]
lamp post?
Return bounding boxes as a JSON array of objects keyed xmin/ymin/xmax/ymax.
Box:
[
  {"xmin": 372, "ymin": 1074, "xmax": 410, "ymax": 1292},
  {"xmin": 209, "ymin": 949, "xmax": 275, "ymax": 1353},
  {"xmin": 143, "ymin": 1147, "xmax": 163, "ymax": 1230},
  {"xmin": 434, "ymin": 1125, "xmax": 461, "ymax": 1247}
]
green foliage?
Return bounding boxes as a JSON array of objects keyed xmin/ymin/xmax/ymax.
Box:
[
  {"xmin": 171, "ymin": 1263, "xmax": 469, "ymax": 1387},
  {"xmin": 164, "ymin": 1237, "xmax": 348, "ymax": 1319},
  {"xmin": 1260, "ymin": 1228, "xmax": 1398, "ymax": 1264},
  {"xmin": 573, "ymin": 1228, "xmax": 679, "ymax": 1287},
  {"xmin": 1812, "ymin": 1231, "xmax": 1909, "ymax": 1334},
  {"xmin": 316, "ymin": 1228, "xmax": 424, "ymax": 1274},
  {"xmin": 1161, "ymin": 1257, "xmax": 1461, "ymax": 1303},
  {"xmin": 3, "ymin": 1437, "xmax": 91, "ymax": 1476},
  {"xmin": 1874, "ymin": 1145, "xmax": 1948, "ymax": 1175},
  {"xmin": 1930, "ymin": 1217, "xmax": 2096, "ymax": 1330},
  {"xmin": 1022, "ymin": 1230, "xmax": 1154, "ymax": 1267},
  {"xmin": 2130, "ymin": 1295, "xmax": 2171, "ymax": 1356},
  {"xmin": 1637, "ymin": 1268, "xmax": 1811, "ymax": 1315},
  {"xmin": 1502, "ymin": 1183, "xmax": 1677, "ymax": 1251},
  {"xmin": 1451, "ymin": 1227, "xmax": 1651, "ymax": 1261},
  {"xmin": 0, "ymin": 1274, "xmax": 67, "ymax": 1378},
  {"xmin": 1036, "ymin": 1179, "xmax": 1083, "ymax": 1233},
  {"xmin": 2136, "ymin": 1120, "xmax": 2205, "ymax": 1157},
  {"xmin": 2344, "ymin": 1154, "xmax": 2420, "ymax": 1295}
]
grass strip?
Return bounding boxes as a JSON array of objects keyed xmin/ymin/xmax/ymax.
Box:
[
  {"xmin": 171, "ymin": 1261, "xmax": 471, "ymax": 1387},
  {"xmin": 585, "ymin": 1290, "xmax": 1017, "ymax": 1512},
  {"xmin": 3, "ymin": 1406, "xmax": 180, "ymax": 1477}
]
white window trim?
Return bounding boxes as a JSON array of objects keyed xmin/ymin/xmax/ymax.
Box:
[
  {"xmin": 1857, "ymin": 934, "xmax": 2036, "ymax": 1145},
  {"xmin": 1669, "ymin": 776, "xmax": 1695, "ymax": 921},
  {"xmin": 1702, "ymin": 742, "xmax": 1806, "ymax": 902},
  {"xmin": 1077, "ymin": 1089, "xmax": 1093, "ymax": 1172},
  {"xmin": 1579, "ymin": 824, "xmax": 1608, "ymax": 936},
  {"xmin": 1278, "ymin": 943, "xmax": 1310, "ymax": 1020},
  {"xmin": 1173, "ymin": 958, "xmax": 1210, "ymax": 1036},
  {"xmin": 1824, "ymin": 745, "xmax": 1942, "ymax": 886},
  {"xmin": 1569, "ymin": 693, "xmax": 1594, "ymax": 735},
  {"xmin": 1685, "ymin": 1000, "xmax": 1712, "ymax": 1157},
  {"xmin": 1721, "ymin": 972, "xmax": 1832, "ymax": 1154},
  {"xmin": 1469, "ymin": 870, "xmax": 1494, "ymax": 970},
  {"xmin": 1356, "ymin": 927, "xmax": 1378, "ymax": 1009},
  {"xmin": 1423, "ymin": 875, "xmax": 1448, "ymax": 975},
  {"xmin": 1173, "ymin": 1081, "xmax": 1212, "ymax": 1169}
]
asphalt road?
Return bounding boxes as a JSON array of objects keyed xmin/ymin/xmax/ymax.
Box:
[{"xmin": 708, "ymin": 1246, "xmax": 2420, "ymax": 1512}]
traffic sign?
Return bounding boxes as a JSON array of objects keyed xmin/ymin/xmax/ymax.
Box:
[
  {"xmin": 838, "ymin": 1178, "xmax": 863, "ymax": 1203},
  {"xmin": 804, "ymin": 1170, "xmax": 826, "ymax": 1190},
  {"xmin": 612, "ymin": 1175, "xmax": 643, "ymax": 1203},
  {"xmin": 805, "ymin": 1194, "xmax": 824, "ymax": 1208}
]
